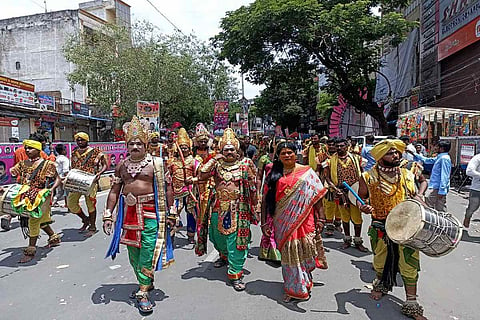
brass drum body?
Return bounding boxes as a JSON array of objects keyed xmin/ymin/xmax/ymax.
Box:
[
  {"xmin": 386, "ymin": 199, "xmax": 462, "ymax": 257},
  {"xmin": 0, "ymin": 184, "xmax": 23, "ymax": 217},
  {"xmin": 64, "ymin": 169, "xmax": 96, "ymax": 195}
]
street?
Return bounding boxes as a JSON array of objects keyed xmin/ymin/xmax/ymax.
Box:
[{"xmin": 0, "ymin": 190, "xmax": 478, "ymax": 320}]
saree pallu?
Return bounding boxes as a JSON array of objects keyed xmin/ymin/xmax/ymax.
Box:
[{"xmin": 273, "ymin": 167, "xmax": 327, "ymax": 300}]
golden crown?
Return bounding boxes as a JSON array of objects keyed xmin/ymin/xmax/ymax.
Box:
[
  {"xmin": 219, "ymin": 128, "xmax": 239, "ymax": 150},
  {"xmin": 123, "ymin": 115, "xmax": 149, "ymax": 144},
  {"xmin": 176, "ymin": 128, "xmax": 192, "ymax": 147}
]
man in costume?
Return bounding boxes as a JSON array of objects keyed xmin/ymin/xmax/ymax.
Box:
[
  {"xmin": 147, "ymin": 132, "xmax": 164, "ymax": 157},
  {"xmin": 357, "ymin": 139, "xmax": 427, "ymax": 320},
  {"xmin": 166, "ymin": 128, "xmax": 200, "ymax": 245},
  {"xmin": 325, "ymin": 138, "xmax": 367, "ymax": 251},
  {"xmin": 103, "ymin": 116, "xmax": 174, "ymax": 314},
  {"xmin": 8, "ymin": 137, "xmax": 62, "ymax": 263},
  {"xmin": 192, "ymin": 123, "xmax": 215, "ymax": 235},
  {"xmin": 67, "ymin": 132, "xmax": 108, "ymax": 237},
  {"xmin": 302, "ymin": 134, "xmax": 323, "ymax": 171},
  {"xmin": 192, "ymin": 128, "xmax": 257, "ymax": 291},
  {"xmin": 317, "ymin": 138, "xmax": 342, "ymax": 236}
]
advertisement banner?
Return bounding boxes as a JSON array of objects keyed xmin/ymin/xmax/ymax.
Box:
[
  {"xmin": 38, "ymin": 95, "xmax": 55, "ymax": 110},
  {"xmin": 137, "ymin": 101, "xmax": 160, "ymax": 132},
  {"xmin": 438, "ymin": 16, "xmax": 480, "ymax": 60},
  {"xmin": 213, "ymin": 100, "xmax": 229, "ymax": 132},
  {"xmin": 0, "ymin": 142, "xmax": 128, "ymax": 185},
  {"xmin": 460, "ymin": 143, "xmax": 475, "ymax": 164},
  {"xmin": 72, "ymin": 102, "xmax": 89, "ymax": 116},
  {"xmin": 439, "ymin": 0, "xmax": 480, "ymax": 40},
  {"xmin": 0, "ymin": 117, "xmax": 19, "ymax": 127},
  {"xmin": 0, "ymin": 75, "xmax": 35, "ymax": 107}
]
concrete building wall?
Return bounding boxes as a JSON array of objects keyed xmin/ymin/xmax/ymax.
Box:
[{"xmin": 0, "ymin": 10, "xmax": 86, "ymax": 102}]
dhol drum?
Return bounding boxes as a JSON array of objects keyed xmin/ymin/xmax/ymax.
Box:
[
  {"xmin": 0, "ymin": 184, "xmax": 22, "ymax": 217},
  {"xmin": 64, "ymin": 169, "xmax": 96, "ymax": 195},
  {"xmin": 386, "ymin": 199, "xmax": 462, "ymax": 257}
]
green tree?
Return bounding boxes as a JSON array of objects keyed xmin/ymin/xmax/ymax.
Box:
[
  {"xmin": 64, "ymin": 22, "xmax": 239, "ymax": 130},
  {"xmin": 214, "ymin": 0, "xmax": 415, "ymax": 133}
]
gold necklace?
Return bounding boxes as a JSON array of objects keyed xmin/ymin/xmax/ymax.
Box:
[{"xmin": 283, "ymin": 166, "xmax": 297, "ymax": 195}]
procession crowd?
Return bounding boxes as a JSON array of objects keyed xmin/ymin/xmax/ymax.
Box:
[{"xmin": 2, "ymin": 116, "xmax": 478, "ymax": 319}]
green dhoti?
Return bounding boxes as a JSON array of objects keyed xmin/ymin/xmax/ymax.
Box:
[
  {"xmin": 127, "ymin": 218, "xmax": 158, "ymax": 286},
  {"xmin": 209, "ymin": 212, "xmax": 247, "ymax": 280}
]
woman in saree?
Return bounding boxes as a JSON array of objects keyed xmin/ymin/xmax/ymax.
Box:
[{"xmin": 261, "ymin": 141, "xmax": 328, "ymax": 302}]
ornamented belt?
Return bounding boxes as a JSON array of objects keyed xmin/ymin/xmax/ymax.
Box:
[{"xmin": 124, "ymin": 192, "xmax": 155, "ymax": 207}]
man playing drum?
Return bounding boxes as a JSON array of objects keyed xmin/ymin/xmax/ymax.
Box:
[
  {"xmin": 67, "ymin": 132, "xmax": 108, "ymax": 237},
  {"xmin": 357, "ymin": 139, "xmax": 428, "ymax": 320},
  {"xmin": 103, "ymin": 116, "xmax": 175, "ymax": 314},
  {"xmin": 9, "ymin": 137, "xmax": 62, "ymax": 263}
]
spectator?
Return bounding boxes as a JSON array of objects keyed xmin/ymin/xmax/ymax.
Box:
[
  {"xmin": 53, "ymin": 144, "xmax": 70, "ymax": 207},
  {"xmin": 0, "ymin": 160, "xmax": 10, "ymax": 184},
  {"xmin": 244, "ymin": 136, "xmax": 257, "ymax": 160},
  {"xmin": 361, "ymin": 135, "xmax": 376, "ymax": 171},
  {"xmin": 414, "ymin": 140, "xmax": 452, "ymax": 212},
  {"xmin": 415, "ymin": 143, "xmax": 427, "ymax": 156},
  {"xmin": 400, "ymin": 135, "xmax": 416, "ymax": 161},
  {"xmin": 463, "ymin": 152, "xmax": 480, "ymax": 228}
]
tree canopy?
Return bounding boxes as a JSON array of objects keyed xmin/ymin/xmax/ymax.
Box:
[
  {"xmin": 64, "ymin": 22, "xmax": 239, "ymax": 129},
  {"xmin": 214, "ymin": 0, "xmax": 415, "ymax": 133}
]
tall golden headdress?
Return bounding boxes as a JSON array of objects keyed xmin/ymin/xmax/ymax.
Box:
[
  {"xmin": 194, "ymin": 123, "xmax": 209, "ymax": 141},
  {"xmin": 123, "ymin": 115, "xmax": 149, "ymax": 144},
  {"xmin": 219, "ymin": 128, "xmax": 239, "ymax": 150},
  {"xmin": 176, "ymin": 128, "xmax": 192, "ymax": 147}
]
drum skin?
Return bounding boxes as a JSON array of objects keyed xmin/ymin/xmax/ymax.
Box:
[
  {"xmin": 0, "ymin": 184, "xmax": 23, "ymax": 217},
  {"xmin": 386, "ymin": 199, "xmax": 463, "ymax": 257},
  {"xmin": 64, "ymin": 169, "xmax": 96, "ymax": 195}
]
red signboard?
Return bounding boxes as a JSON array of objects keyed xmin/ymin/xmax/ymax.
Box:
[
  {"xmin": 0, "ymin": 75, "xmax": 35, "ymax": 106},
  {"xmin": 0, "ymin": 117, "xmax": 19, "ymax": 127},
  {"xmin": 438, "ymin": 16, "xmax": 480, "ymax": 60}
]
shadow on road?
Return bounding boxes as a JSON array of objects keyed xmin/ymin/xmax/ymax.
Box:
[
  {"xmin": 181, "ymin": 261, "xmax": 231, "ymax": 283},
  {"xmin": 350, "ymin": 259, "xmax": 376, "ymax": 283},
  {"xmin": 58, "ymin": 228, "xmax": 92, "ymax": 243},
  {"xmin": 245, "ymin": 279, "xmax": 309, "ymax": 313},
  {"xmin": 0, "ymin": 246, "xmax": 53, "ymax": 268},
  {"xmin": 323, "ymin": 240, "xmax": 371, "ymax": 258},
  {"xmin": 311, "ymin": 288, "xmax": 405, "ymax": 319},
  {"xmin": 91, "ymin": 283, "xmax": 168, "ymax": 310},
  {"xmin": 461, "ymin": 231, "xmax": 480, "ymax": 244}
]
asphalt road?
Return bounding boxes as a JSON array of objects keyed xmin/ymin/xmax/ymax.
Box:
[{"xmin": 0, "ymin": 190, "xmax": 478, "ymax": 320}]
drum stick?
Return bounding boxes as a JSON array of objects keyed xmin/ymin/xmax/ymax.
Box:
[{"xmin": 342, "ymin": 181, "xmax": 365, "ymax": 206}]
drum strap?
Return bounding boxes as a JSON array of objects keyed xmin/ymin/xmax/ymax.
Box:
[{"xmin": 26, "ymin": 160, "xmax": 47, "ymax": 186}]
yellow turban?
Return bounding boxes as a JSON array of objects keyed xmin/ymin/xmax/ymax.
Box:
[
  {"xmin": 149, "ymin": 132, "xmax": 160, "ymax": 140},
  {"xmin": 23, "ymin": 139, "xmax": 42, "ymax": 151},
  {"xmin": 370, "ymin": 139, "xmax": 406, "ymax": 161},
  {"xmin": 74, "ymin": 132, "xmax": 90, "ymax": 142}
]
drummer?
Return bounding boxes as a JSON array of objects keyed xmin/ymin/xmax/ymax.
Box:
[
  {"xmin": 357, "ymin": 139, "xmax": 428, "ymax": 320},
  {"xmin": 67, "ymin": 132, "xmax": 108, "ymax": 237},
  {"xmin": 8, "ymin": 137, "xmax": 62, "ymax": 263}
]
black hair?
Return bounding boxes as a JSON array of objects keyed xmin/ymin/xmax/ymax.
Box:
[
  {"xmin": 366, "ymin": 135, "xmax": 375, "ymax": 143},
  {"xmin": 438, "ymin": 140, "xmax": 451, "ymax": 153},
  {"xmin": 29, "ymin": 133, "xmax": 45, "ymax": 143},
  {"xmin": 400, "ymin": 135, "xmax": 410, "ymax": 142},
  {"xmin": 327, "ymin": 137, "xmax": 337, "ymax": 144},
  {"xmin": 336, "ymin": 138, "xmax": 347, "ymax": 145},
  {"xmin": 239, "ymin": 141, "xmax": 247, "ymax": 155},
  {"xmin": 55, "ymin": 144, "xmax": 65, "ymax": 154},
  {"xmin": 265, "ymin": 141, "xmax": 297, "ymax": 216},
  {"xmin": 0, "ymin": 160, "xmax": 5, "ymax": 168}
]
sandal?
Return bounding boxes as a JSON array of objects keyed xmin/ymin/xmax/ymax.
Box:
[
  {"xmin": 130, "ymin": 285, "xmax": 155, "ymax": 299},
  {"xmin": 213, "ymin": 258, "xmax": 227, "ymax": 268},
  {"xmin": 84, "ymin": 229, "xmax": 98, "ymax": 238},
  {"xmin": 45, "ymin": 234, "xmax": 61, "ymax": 248},
  {"xmin": 231, "ymin": 279, "xmax": 246, "ymax": 291},
  {"xmin": 135, "ymin": 291, "xmax": 153, "ymax": 313}
]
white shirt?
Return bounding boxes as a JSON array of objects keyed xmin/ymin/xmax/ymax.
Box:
[
  {"xmin": 402, "ymin": 143, "xmax": 416, "ymax": 161},
  {"xmin": 55, "ymin": 154, "xmax": 70, "ymax": 178},
  {"xmin": 466, "ymin": 153, "xmax": 480, "ymax": 191}
]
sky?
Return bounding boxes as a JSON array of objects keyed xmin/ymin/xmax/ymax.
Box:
[{"xmin": 0, "ymin": 0, "xmax": 263, "ymax": 98}]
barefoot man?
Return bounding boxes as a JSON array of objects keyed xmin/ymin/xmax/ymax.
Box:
[{"xmin": 357, "ymin": 139, "xmax": 428, "ymax": 320}]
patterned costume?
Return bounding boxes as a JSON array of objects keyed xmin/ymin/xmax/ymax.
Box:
[
  {"xmin": 167, "ymin": 128, "xmax": 200, "ymax": 240},
  {"xmin": 105, "ymin": 116, "xmax": 174, "ymax": 301},
  {"xmin": 363, "ymin": 139, "xmax": 424, "ymax": 318},
  {"xmin": 196, "ymin": 129, "xmax": 257, "ymax": 282},
  {"xmin": 67, "ymin": 132, "xmax": 105, "ymax": 233}
]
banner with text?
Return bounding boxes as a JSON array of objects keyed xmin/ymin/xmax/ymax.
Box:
[{"xmin": 137, "ymin": 101, "xmax": 160, "ymax": 132}]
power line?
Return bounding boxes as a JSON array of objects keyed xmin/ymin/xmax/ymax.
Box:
[
  {"xmin": 28, "ymin": 0, "xmax": 45, "ymax": 11},
  {"xmin": 143, "ymin": 0, "xmax": 185, "ymax": 35}
]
